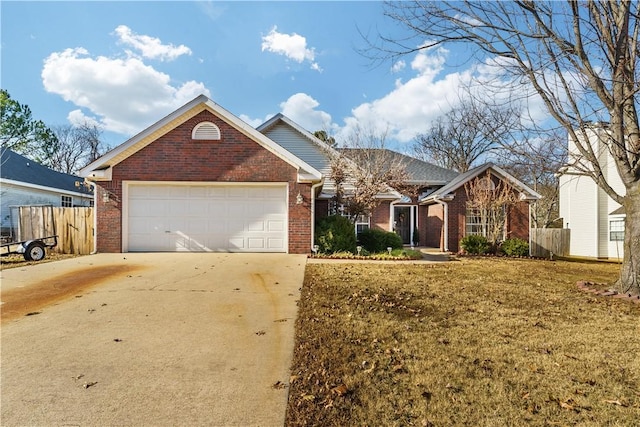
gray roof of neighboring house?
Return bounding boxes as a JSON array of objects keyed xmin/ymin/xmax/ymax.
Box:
[
  {"xmin": 1, "ymin": 149, "xmax": 92, "ymax": 196},
  {"xmin": 339, "ymin": 148, "xmax": 459, "ymax": 185},
  {"xmin": 610, "ymin": 206, "xmax": 625, "ymax": 215}
]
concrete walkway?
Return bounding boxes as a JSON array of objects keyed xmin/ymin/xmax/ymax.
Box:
[{"xmin": 1, "ymin": 253, "xmax": 306, "ymax": 426}]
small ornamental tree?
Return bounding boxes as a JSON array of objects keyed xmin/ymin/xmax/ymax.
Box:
[
  {"xmin": 464, "ymin": 171, "xmax": 518, "ymax": 248},
  {"xmin": 326, "ymin": 125, "xmax": 414, "ymax": 223}
]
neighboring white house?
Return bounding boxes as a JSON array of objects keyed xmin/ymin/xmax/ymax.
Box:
[
  {"xmin": 0, "ymin": 149, "xmax": 93, "ymax": 233},
  {"xmin": 558, "ymin": 126, "xmax": 626, "ymax": 259}
]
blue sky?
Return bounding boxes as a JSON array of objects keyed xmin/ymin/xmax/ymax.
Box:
[{"xmin": 1, "ymin": 1, "xmax": 528, "ymax": 152}]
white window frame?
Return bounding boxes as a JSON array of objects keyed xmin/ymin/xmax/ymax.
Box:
[
  {"xmin": 328, "ymin": 200, "xmax": 370, "ymax": 234},
  {"xmin": 465, "ymin": 206, "xmax": 506, "ymax": 241},
  {"xmin": 609, "ymin": 218, "xmax": 625, "ymax": 241},
  {"xmin": 61, "ymin": 195, "xmax": 73, "ymax": 207}
]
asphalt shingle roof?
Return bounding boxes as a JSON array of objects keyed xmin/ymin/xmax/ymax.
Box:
[
  {"xmin": 338, "ymin": 148, "xmax": 459, "ymax": 184},
  {"xmin": 0, "ymin": 149, "xmax": 91, "ymax": 195}
]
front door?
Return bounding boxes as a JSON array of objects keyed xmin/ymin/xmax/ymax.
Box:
[{"xmin": 394, "ymin": 206, "xmax": 412, "ymax": 244}]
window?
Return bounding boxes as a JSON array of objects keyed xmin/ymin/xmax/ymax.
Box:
[
  {"xmin": 61, "ymin": 195, "xmax": 73, "ymax": 207},
  {"xmin": 192, "ymin": 121, "xmax": 221, "ymax": 140},
  {"xmin": 610, "ymin": 219, "xmax": 625, "ymax": 241},
  {"xmin": 465, "ymin": 206, "xmax": 505, "ymax": 241},
  {"xmin": 328, "ymin": 201, "xmax": 370, "ymax": 234},
  {"xmin": 355, "ymin": 214, "xmax": 370, "ymax": 234}
]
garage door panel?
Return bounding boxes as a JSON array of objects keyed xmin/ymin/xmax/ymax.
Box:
[
  {"xmin": 127, "ymin": 184, "xmax": 287, "ymax": 252},
  {"xmin": 268, "ymin": 220, "xmax": 285, "ymax": 232}
]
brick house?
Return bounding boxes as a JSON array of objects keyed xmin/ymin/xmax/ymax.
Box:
[{"xmin": 80, "ymin": 95, "xmax": 539, "ymax": 254}]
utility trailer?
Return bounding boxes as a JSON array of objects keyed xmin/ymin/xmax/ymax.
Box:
[{"xmin": 0, "ymin": 205, "xmax": 58, "ymax": 261}]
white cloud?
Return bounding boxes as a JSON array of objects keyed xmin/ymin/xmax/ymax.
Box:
[
  {"xmin": 261, "ymin": 26, "xmax": 321, "ymax": 72},
  {"xmin": 279, "ymin": 93, "xmax": 335, "ymax": 132},
  {"xmin": 42, "ymin": 47, "xmax": 209, "ymax": 135},
  {"xmin": 239, "ymin": 114, "xmax": 269, "ymax": 128},
  {"xmin": 391, "ymin": 60, "xmax": 406, "ymax": 73},
  {"xmin": 114, "ymin": 25, "xmax": 192, "ymax": 61},
  {"xmin": 337, "ymin": 47, "xmax": 547, "ymax": 148},
  {"xmin": 337, "ymin": 47, "xmax": 464, "ymax": 145},
  {"xmin": 67, "ymin": 109, "xmax": 101, "ymax": 128}
]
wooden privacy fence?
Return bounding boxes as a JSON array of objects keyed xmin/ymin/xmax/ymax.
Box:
[
  {"xmin": 14, "ymin": 206, "xmax": 94, "ymax": 255},
  {"xmin": 52, "ymin": 207, "xmax": 94, "ymax": 254},
  {"xmin": 530, "ymin": 228, "xmax": 570, "ymax": 258}
]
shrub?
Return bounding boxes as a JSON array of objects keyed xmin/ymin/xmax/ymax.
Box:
[
  {"xmin": 358, "ymin": 228, "xmax": 403, "ymax": 253},
  {"xmin": 460, "ymin": 234, "xmax": 490, "ymax": 255},
  {"xmin": 315, "ymin": 215, "xmax": 357, "ymax": 254},
  {"xmin": 501, "ymin": 238, "xmax": 530, "ymax": 257}
]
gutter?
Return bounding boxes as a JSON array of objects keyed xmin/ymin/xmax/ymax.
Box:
[
  {"xmin": 310, "ymin": 180, "xmax": 324, "ymax": 252},
  {"xmin": 84, "ymin": 179, "xmax": 98, "ymax": 255},
  {"xmin": 433, "ymin": 198, "xmax": 450, "ymax": 252},
  {"xmin": 422, "ymin": 194, "xmax": 454, "ymax": 252}
]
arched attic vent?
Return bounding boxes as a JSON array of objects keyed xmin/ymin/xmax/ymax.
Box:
[{"xmin": 192, "ymin": 121, "xmax": 221, "ymax": 140}]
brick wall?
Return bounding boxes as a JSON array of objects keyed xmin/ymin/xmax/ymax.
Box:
[
  {"xmin": 507, "ymin": 201, "xmax": 530, "ymax": 241},
  {"xmin": 371, "ymin": 201, "xmax": 392, "ymax": 231},
  {"xmin": 424, "ymin": 204, "xmax": 444, "ymax": 249},
  {"xmin": 95, "ymin": 110, "xmax": 312, "ymax": 254}
]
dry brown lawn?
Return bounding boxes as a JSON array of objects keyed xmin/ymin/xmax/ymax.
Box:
[{"xmin": 286, "ymin": 257, "xmax": 640, "ymax": 426}]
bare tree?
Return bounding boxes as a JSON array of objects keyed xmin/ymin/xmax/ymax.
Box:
[
  {"xmin": 497, "ymin": 130, "xmax": 568, "ymax": 229},
  {"xmin": 465, "ymin": 171, "xmax": 519, "ymax": 247},
  {"xmin": 413, "ymin": 99, "xmax": 520, "ymax": 172},
  {"xmin": 375, "ymin": 1, "xmax": 640, "ymax": 295},
  {"xmin": 47, "ymin": 122, "xmax": 107, "ymax": 174},
  {"xmin": 328, "ymin": 126, "xmax": 410, "ymax": 222}
]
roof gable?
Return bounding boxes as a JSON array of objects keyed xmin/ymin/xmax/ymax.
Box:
[
  {"xmin": 420, "ymin": 163, "xmax": 542, "ymax": 203},
  {"xmin": 80, "ymin": 96, "xmax": 322, "ymax": 182},
  {"xmin": 0, "ymin": 149, "xmax": 91, "ymax": 196}
]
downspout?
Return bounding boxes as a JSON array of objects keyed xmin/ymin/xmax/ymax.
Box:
[
  {"xmin": 84, "ymin": 179, "xmax": 98, "ymax": 255},
  {"xmin": 310, "ymin": 180, "xmax": 324, "ymax": 252},
  {"xmin": 434, "ymin": 197, "xmax": 449, "ymax": 252}
]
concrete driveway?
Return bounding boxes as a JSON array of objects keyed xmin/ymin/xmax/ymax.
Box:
[{"xmin": 0, "ymin": 253, "xmax": 306, "ymax": 426}]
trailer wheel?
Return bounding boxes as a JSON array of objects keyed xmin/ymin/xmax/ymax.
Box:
[{"xmin": 24, "ymin": 241, "xmax": 46, "ymax": 261}]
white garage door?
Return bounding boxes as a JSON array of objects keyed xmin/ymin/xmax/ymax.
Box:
[{"xmin": 126, "ymin": 184, "xmax": 287, "ymax": 252}]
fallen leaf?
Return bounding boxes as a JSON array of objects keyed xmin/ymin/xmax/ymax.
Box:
[
  {"xmin": 272, "ymin": 381, "xmax": 286, "ymax": 390},
  {"xmin": 255, "ymin": 331, "xmax": 266, "ymax": 336},
  {"xmin": 332, "ymin": 384, "xmax": 348, "ymax": 396},
  {"xmin": 603, "ymin": 399, "xmax": 627, "ymax": 407},
  {"xmin": 302, "ymin": 394, "xmax": 315, "ymax": 401},
  {"xmin": 83, "ymin": 381, "xmax": 97, "ymax": 389}
]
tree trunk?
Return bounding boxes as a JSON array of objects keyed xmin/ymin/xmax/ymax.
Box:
[{"xmin": 616, "ymin": 189, "xmax": 640, "ymax": 296}]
